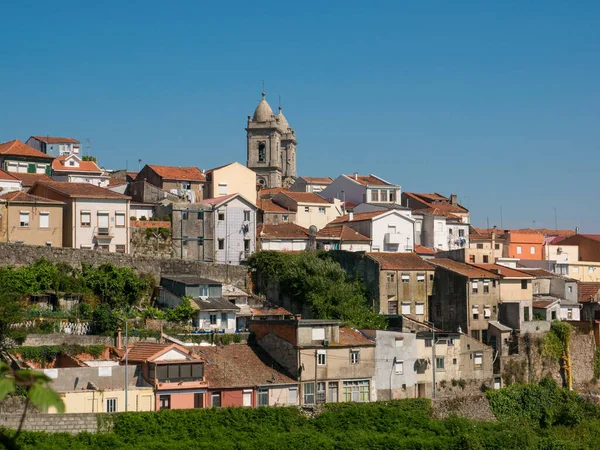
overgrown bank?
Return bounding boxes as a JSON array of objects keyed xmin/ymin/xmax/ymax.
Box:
[{"xmin": 5, "ymin": 380, "xmax": 600, "ymax": 449}]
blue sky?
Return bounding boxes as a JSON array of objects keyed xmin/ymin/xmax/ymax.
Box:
[{"xmin": 1, "ymin": 1, "xmax": 598, "ymax": 230}]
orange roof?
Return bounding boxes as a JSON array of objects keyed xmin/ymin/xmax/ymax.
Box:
[
  {"xmin": 518, "ymin": 268, "xmax": 576, "ymax": 281},
  {"xmin": 126, "ymin": 342, "xmax": 196, "ymax": 363},
  {"xmin": 367, "ymin": 252, "xmax": 433, "ymax": 270},
  {"xmin": 10, "ymin": 172, "xmax": 53, "ymax": 188},
  {"xmin": 300, "ymin": 176, "xmax": 333, "ymax": 184},
  {"xmin": 0, "ymin": 140, "xmax": 54, "ymax": 160},
  {"xmin": 403, "ymin": 192, "xmax": 468, "ymax": 213},
  {"xmin": 52, "ymin": 156, "xmax": 103, "ymax": 173},
  {"xmin": 30, "ymin": 136, "xmax": 80, "ymax": 144},
  {"xmin": 258, "ymin": 187, "xmax": 289, "ymax": 199},
  {"xmin": 31, "ymin": 181, "xmax": 130, "ymax": 200},
  {"xmin": 248, "ymin": 306, "xmax": 292, "ymax": 316},
  {"xmin": 316, "ymin": 225, "xmax": 371, "ymax": 242},
  {"xmin": 328, "ymin": 210, "xmax": 386, "ymax": 225},
  {"xmin": 146, "ymin": 165, "xmax": 205, "ymax": 182},
  {"xmin": 276, "ymin": 191, "xmax": 330, "ymax": 204},
  {"xmin": 413, "ymin": 207, "xmax": 462, "ymax": 220},
  {"xmin": 414, "ymin": 245, "xmax": 438, "ymax": 255},
  {"xmin": 257, "ymin": 223, "xmax": 310, "ymax": 239},
  {"xmin": 0, "ymin": 170, "xmax": 19, "ymax": 182},
  {"xmin": 258, "ymin": 198, "xmax": 292, "ymax": 213},
  {"xmin": 0, "ymin": 191, "xmax": 64, "ymax": 204},
  {"xmin": 471, "ymin": 263, "xmax": 534, "ymax": 279},
  {"xmin": 344, "ymin": 174, "xmax": 392, "ymax": 186},
  {"xmin": 578, "ymin": 282, "xmax": 600, "ymax": 303},
  {"xmin": 339, "ymin": 328, "xmax": 374, "ymax": 346},
  {"xmin": 431, "ymin": 258, "xmax": 501, "ymax": 279}
]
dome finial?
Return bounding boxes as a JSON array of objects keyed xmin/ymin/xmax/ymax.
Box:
[{"xmin": 261, "ymin": 91, "xmax": 266, "ymax": 99}]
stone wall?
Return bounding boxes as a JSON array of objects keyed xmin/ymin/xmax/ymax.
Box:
[
  {"xmin": 22, "ymin": 333, "xmax": 158, "ymax": 347},
  {"xmin": 130, "ymin": 227, "xmax": 173, "ymax": 259},
  {"xmin": 432, "ymin": 394, "xmax": 496, "ymax": 421},
  {"xmin": 0, "ymin": 413, "xmax": 99, "ymax": 434},
  {"xmin": 0, "ymin": 242, "xmax": 249, "ymax": 288}
]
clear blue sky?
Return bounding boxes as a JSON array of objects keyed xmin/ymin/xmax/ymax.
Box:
[{"xmin": 1, "ymin": 1, "xmax": 598, "ymax": 231}]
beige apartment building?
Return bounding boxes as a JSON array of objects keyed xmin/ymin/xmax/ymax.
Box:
[
  {"xmin": 0, "ymin": 191, "xmax": 64, "ymax": 247},
  {"xmin": 271, "ymin": 191, "xmax": 342, "ymax": 230},
  {"xmin": 204, "ymin": 162, "xmax": 257, "ymax": 205},
  {"xmin": 467, "ymin": 227, "xmax": 506, "ymax": 264}
]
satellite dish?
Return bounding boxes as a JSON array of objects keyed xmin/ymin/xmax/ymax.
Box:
[{"xmin": 308, "ymin": 225, "xmax": 318, "ymax": 236}]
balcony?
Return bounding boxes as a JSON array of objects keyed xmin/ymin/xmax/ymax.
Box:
[
  {"xmin": 384, "ymin": 232, "xmax": 403, "ymax": 245},
  {"xmin": 93, "ymin": 227, "xmax": 114, "ymax": 239}
]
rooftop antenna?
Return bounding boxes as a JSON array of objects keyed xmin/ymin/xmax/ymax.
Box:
[{"xmin": 85, "ymin": 138, "xmax": 91, "ymax": 157}]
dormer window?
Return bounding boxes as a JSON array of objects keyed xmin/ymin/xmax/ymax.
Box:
[{"xmin": 69, "ymin": 160, "xmax": 75, "ymax": 166}]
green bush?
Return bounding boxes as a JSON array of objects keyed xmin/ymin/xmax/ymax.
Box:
[{"xmin": 12, "ymin": 344, "xmax": 106, "ymax": 366}]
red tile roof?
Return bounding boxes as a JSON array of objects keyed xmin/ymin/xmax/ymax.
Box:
[
  {"xmin": 0, "ymin": 170, "xmax": 19, "ymax": 182},
  {"xmin": 146, "ymin": 165, "xmax": 205, "ymax": 182},
  {"xmin": 30, "ymin": 136, "xmax": 80, "ymax": 144},
  {"xmin": 300, "ymin": 176, "xmax": 333, "ymax": 184},
  {"xmin": 196, "ymin": 344, "xmax": 295, "ymax": 388},
  {"xmin": 403, "ymin": 192, "xmax": 468, "ymax": 213},
  {"xmin": 248, "ymin": 306, "xmax": 292, "ymax": 316},
  {"xmin": 316, "ymin": 225, "xmax": 371, "ymax": 242},
  {"xmin": 412, "ymin": 207, "xmax": 462, "ymax": 220},
  {"xmin": 258, "ymin": 198, "xmax": 292, "ymax": 213},
  {"xmin": 277, "ymin": 191, "xmax": 330, "ymax": 204},
  {"xmin": 518, "ymin": 268, "xmax": 576, "ymax": 281},
  {"xmin": 0, "ymin": 140, "xmax": 54, "ymax": 160},
  {"xmin": 258, "ymin": 187, "xmax": 289, "ymax": 199},
  {"xmin": 367, "ymin": 252, "xmax": 433, "ymax": 270},
  {"xmin": 126, "ymin": 342, "xmax": 196, "ymax": 363},
  {"xmin": 414, "ymin": 245, "xmax": 438, "ymax": 255},
  {"xmin": 327, "ymin": 210, "xmax": 386, "ymax": 225},
  {"xmin": 0, "ymin": 191, "xmax": 64, "ymax": 204},
  {"xmin": 31, "ymin": 181, "xmax": 130, "ymax": 200},
  {"xmin": 578, "ymin": 283, "xmax": 600, "ymax": 303},
  {"xmin": 431, "ymin": 258, "xmax": 501, "ymax": 279},
  {"xmin": 257, "ymin": 223, "xmax": 310, "ymax": 239},
  {"xmin": 10, "ymin": 172, "xmax": 53, "ymax": 188},
  {"xmin": 52, "ymin": 156, "xmax": 103, "ymax": 173},
  {"xmin": 471, "ymin": 263, "xmax": 534, "ymax": 279},
  {"xmin": 200, "ymin": 193, "xmax": 237, "ymax": 206},
  {"xmin": 339, "ymin": 328, "xmax": 375, "ymax": 346},
  {"xmin": 344, "ymin": 174, "xmax": 392, "ymax": 186},
  {"xmin": 532, "ymin": 300, "xmax": 557, "ymax": 309}
]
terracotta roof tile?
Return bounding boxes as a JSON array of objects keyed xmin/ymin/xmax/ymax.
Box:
[
  {"xmin": 413, "ymin": 207, "xmax": 462, "ymax": 220},
  {"xmin": 0, "ymin": 140, "xmax": 54, "ymax": 160},
  {"xmin": 471, "ymin": 263, "xmax": 534, "ymax": 279},
  {"xmin": 258, "ymin": 198, "xmax": 292, "ymax": 213},
  {"xmin": 258, "ymin": 187, "xmax": 289, "ymax": 199},
  {"xmin": 277, "ymin": 191, "xmax": 330, "ymax": 204},
  {"xmin": 257, "ymin": 223, "xmax": 310, "ymax": 239},
  {"xmin": 578, "ymin": 282, "xmax": 600, "ymax": 303},
  {"xmin": 31, "ymin": 181, "xmax": 130, "ymax": 200},
  {"xmin": 30, "ymin": 136, "xmax": 80, "ymax": 144},
  {"xmin": 518, "ymin": 268, "xmax": 576, "ymax": 281},
  {"xmin": 403, "ymin": 192, "xmax": 468, "ymax": 213},
  {"xmin": 339, "ymin": 328, "xmax": 375, "ymax": 346},
  {"xmin": 146, "ymin": 165, "xmax": 205, "ymax": 182},
  {"xmin": 52, "ymin": 156, "xmax": 103, "ymax": 173},
  {"xmin": 0, "ymin": 191, "xmax": 64, "ymax": 204},
  {"xmin": 11, "ymin": 173, "xmax": 53, "ymax": 188},
  {"xmin": 195, "ymin": 344, "xmax": 296, "ymax": 388},
  {"xmin": 0, "ymin": 170, "xmax": 19, "ymax": 182},
  {"xmin": 316, "ymin": 225, "xmax": 371, "ymax": 242},
  {"xmin": 532, "ymin": 300, "xmax": 557, "ymax": 308},
  {"xmin": 414, "ymin": 245, "xmax": 438, "ymax": 255},
  {"xmin": 327, "ymin": 210, "xmax": 386, "ymax": 225},
  {"xmin": 367, "ymin": 252, "xmax": 434, "ymax": 270},
  {"xmin": 300, "ymin": 176, "xmax": 333, "ymax": 184},
  {"xmin": 430, "ymin": 258, "xmax": 501, "ymax": 279},
  {"xmin": 344, "ymin": 174, "xmax": 393, "ymax": 186},
  {"xmin": 247, "ymin": 305, "xmax": 292, "ymax": 317},
  {"xmin": 200, "ymin": 193, "xmax": 237, "ymax": 206},
  {"xmin": 126, "ymin": 343, "xmax": 171, "ymax": 362}
]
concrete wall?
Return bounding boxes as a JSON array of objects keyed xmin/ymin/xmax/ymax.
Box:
[
  {"xmin": 0, "ymin": 242, "xmax": 249, "ymax": 288},
  {"xmin": 500, "ymin": 279, "xmax": 532, "ymax": 301}
]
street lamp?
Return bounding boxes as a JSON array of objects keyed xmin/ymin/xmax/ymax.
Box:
[
  {"xmin": 424, "ymin": 320, "xmax": 436, "ymax": 400},
  {"xmin": 118, "ymin": 318, "xmax": 130, "ymax": 412}
]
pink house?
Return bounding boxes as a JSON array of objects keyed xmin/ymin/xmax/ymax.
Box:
[{"xmin": 125, "ymin": 342, "xmax": 207, "ymax": 410}]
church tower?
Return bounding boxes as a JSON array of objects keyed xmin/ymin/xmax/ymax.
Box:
[{"xmin": 246, "ymin": 92, "xmax": 297, "ymax": 189}]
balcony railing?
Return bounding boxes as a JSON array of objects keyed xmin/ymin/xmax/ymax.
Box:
[{"xmin": 93, "ymin": 226, "xmax": 113, "ymax": 238}]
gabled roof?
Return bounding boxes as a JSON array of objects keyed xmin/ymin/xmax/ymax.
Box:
[
  {"xmin": 339, "ymin": 328, "xmax": 375, "ymax": 346},
  {"xmin": 414, "ymin": 245, "xmax": 438, "ymax": 255},
  {"xmin": 327, "ymin": 210, "xmax": 386, "ymax": 225},
  {"xmin": 31, "ymin": 181, "xmax": 130, "ymax": 200},
  {"xmin": 0, "ymin": 169, "xmax": 19, "ymax": 182},
  {"xmin": 30, "ymin": 136, "xmax": 80, "ymax": 144},
  {"xmin": 316, "ymin": 225, "xmax": 371, "ymax": 242},
  {"xmin": 343, "ymin": 174, "xmax": 395, "ymax": 186},
  {"xmin": 192, "ymin": 297, "xmax": 240, "ymax": 312},
  {"xmin": 10, "ymin": 172, "xmax": 53, "ymax": 188},
  {"xmin": 201, "ymin": 193, "xmax": 256, "ymax": 209},
  {"xmin": 430, "ymin": 258, "xmax": 501, "ymax": 279},
  {"xmin": 471, "ymin": 263, "xmax": 534, "ymax": 279},
  {"xmin": 0, "ymin": 191, "xmax": 64, "ymax": 204},
  {"xmin": 126, "ymin": 342, "xmax": 196, "ymax": 363},
  {"xmin": 532, "ymin": 299, "xmax": 559, "ymax": 309},
  {"xmin": 257, "ymin": 223, "xmax": 310, "ymax": 239},
  {"xmin": 412, "ymin": 207, "xmax": 463, "ymax": 220},
  {"xmin": 275, "ymin": 191, "xmax": 330, "ymax": 204},
  {"xmin": 52, "ymin": 155, "xmax": 103, "ymax": 174},
  {"xmin": 258, "ymin": 187, "xmax": 289, "ymax": 199},
  {"xmin": 578, "ymin": 282, "xmax": 600, "ymax": 303},
  {"xmin": 0, "ymin": 140, "xmax": 54, "ymax": 160},
  {"xmin": 519, "ymin": 268, "xmax": 576, "ymax": 282},
  {"xmin": 299, "ymin": 176, "xmax": 333, "ymax": 184},
  {"xmin": 145, "ymin": 165, "xmax": 205, "ymax": 182},
  {"xmin": 403, "ymin": 192, "xmax": 468, "ymax": 213},
  {"xmin": 367, "ymin": 252, "xmax": 434, "ymax": 270},
  {"xmin": 258, "ymin": 198, "xmax": 292, "ymax": 213}
]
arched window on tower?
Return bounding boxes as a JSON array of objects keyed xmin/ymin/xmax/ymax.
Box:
[
  {"xmin": 280, "ymin": 151, "xmax": 283, "ymax": 168},
  {"xmin": 258, "ymin": 143, "xmax": 266, "ymax": 162}
]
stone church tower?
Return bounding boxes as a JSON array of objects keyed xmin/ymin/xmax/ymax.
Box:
[{"xmin": 246, "ymin": 92, "xmax": 297, "ymax": 189}]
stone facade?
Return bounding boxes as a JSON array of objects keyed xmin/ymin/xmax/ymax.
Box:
[{"xmin": 0, "ymin": 413, "xmax": 99, "ymax": 434}]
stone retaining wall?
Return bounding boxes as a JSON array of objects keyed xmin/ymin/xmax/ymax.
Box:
[{"xmin": 0, "ymin": 413, "xmax": 98, "ymax": 434}]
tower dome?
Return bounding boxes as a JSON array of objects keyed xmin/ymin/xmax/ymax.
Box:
[
  {"xmin": 253, "ymin": 92, "xmax": 274, "ymax": 122},
  {"xmin": 276, "ymin": 106, "xmax": 288, "ymax": 126}
]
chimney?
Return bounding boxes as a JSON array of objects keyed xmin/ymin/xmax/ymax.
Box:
[
  {"xmin": 116, "ymin": 327, "xmax": 123, "ymax": 349},
  {"xmin": 354, "ymin": 172, "xmax": 358, "ymax": 180},
  {"xmin": 450, "ymin": 194, "xmax": 457, "ymax": 206},
  {"xmin": 348, "ymin": 212, "xmax": 354, "ymax": 221},
  {"xmin": 492, "ymin": 225, "xmax": 497, "ymax": 240}
]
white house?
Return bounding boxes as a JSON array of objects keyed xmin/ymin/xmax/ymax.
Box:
[
  {"xmin": 30, "ymin": 181, "xmax": 131, "ymax": 253},
  {"xmin": 52, "ymin": 154, "xmax": 109, "ymax": 187},
  {"xmin": 326, "ymin": 210, "xmax": 415, "ymax": 252},
  {"xmin": 0, "ymin": 170, "xmax": 22, "ymax": 192},
  {"xmin": 289, "ymin": 176, "xmax": 333, "ymax": 194},
  {"xmin": 320, "ymin": 173, "xmax": 401, "ymax": 206},
  {"xmin": 411, "ymin": 209, "xmax": 469, "ymax": 251}
]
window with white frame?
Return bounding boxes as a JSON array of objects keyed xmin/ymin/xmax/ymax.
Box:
[
  {"xmin": 7, "ymin": 162, "xmax": 17, "ymax": 172},
  {"xmin": 573, "ymin": 266, "xmax": 579, "ymax": 273},
  {"xmin": 472, "ymin": 281, "xmax": 478, "ymax": 294},
  {"xmin": 39, "ymin": 212, "xmax": 49, "ymax": 229},
  {"xmin": 484, "ymin": 305, "xmax": 491, "ymax": 318},
  {"xmin": 258, "ymin": 388, "xmax": 269, "ymax": 406},
  {"xmin": 417, "ymin": 274, "xmax": 425, "ymax": 283},
  {"xmin": 483, "ymin": 279, "xmax": 489, "ymax": 294},
  {"xmin": 342, "ymin": 380, "xmax": 369, "ymax": 402},
  {"xmin": 36, "ymin": 164, "xmax": 46, "ymax": 174},
  {"xmin": 350, "ymin": 350, "xmax": 360, "ymax": 364},
  {"xmin": 516, "ymin": 246, "xmax": 522, "ymax": 255},
  {"xmin": 106, "ymin": 398, "xmax": 118, "ymax": 413},
  {"xmin": 474, "ymin": 353, "xmax": 483, "ymax": 369},
  {"xmin": 371, "ymin": 190, "xmax": 379, "ymax": 202},
  {"xmin": 472, "ymin": 305, "xmax": 479, "ymax": 320},
  {"xmin": 395, "ymin": 360, "xmax": 403, "ymax": 374},
  {"xmin": 115, "ymin": 212, "xmax": 126, "ymax": 227},
  {"xmin": 530, "ymin": 246, "xmax": 536, "ymax": 255},
  {"xmin": 80, "ymin": 211, "xmax": 91, "ymax": 227},
  {"xmin": 401, "ymin": 302, "xmax": 411, "ymax": 315},
  {"xmin": 401, "ymin": 274, "xmax": 410, "ymax": 283},
  {"xmin": 415, "ymin": 302, "xmax": 425, "ymax": 316},
  {"xmin": 218, "ymin": 183, "xmax": 227, "ymax": 195},
  {"xmin": 317, "ymin": 349, "xmax": 326, "ymax": 366},
  {"xmin": 244, "ymin": 210, "xmax": 251, "ymax": 221},
  {"xmin": 242, "ymin": 389, "xmax": 252, "ymax": 407},
  {"xmin": 19, "ymin": 212, "xmax": 29, "ymax": 227},
  {"xmin": 395, "ymin": 337, "xmax": 403, "ymax": 347},
  {"xmin": 303, "ymin": 382, "xmax": 315, "ymax": 405},
  {"xmin": 288, "ymin": 387, "xmax": 297, "ymax": 404}
]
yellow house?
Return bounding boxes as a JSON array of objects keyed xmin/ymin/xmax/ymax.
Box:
[
  {"xmin": 46, "ymin": 365, "xmax": 154, "ymax": 414},
  {"xmin": 0, "ymin": 191, "xmax": 64, "ymax": 247},
  {"xmin": 565, "ymin": 261, "xmax": 600, "ymax": 282},
  {"xmin": 204, "ymin": 162, "xmax": 257, "ymax": 206}
]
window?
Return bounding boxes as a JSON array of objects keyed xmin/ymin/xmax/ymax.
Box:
[
  {"xmin": 471, "ymin": 330, "xmax": 480, "ymax": 341},
  {"xmin": 39, "ymin": 212, "xmax": 49, "ymax": 229},
  {"xmin": 182, "ymin": 212, "xmax": 189, "ymax": 220},
  {"xmin": 424, "ymin": 339, "xmax": 432, "ymax": 348},
  {"xmin": 436, "ymin": 357, "xmax": 445, "ymax": 371},
  {"xmin": 521, "ymin": 280, "xmax": 528, "ymax": 290},
  {"xmin": 472, "ymin": 281, "xmax": 478, "ymax": 294},
  {"xmin": 371, "ymin": 190, "xmax": 379, "ymax": 202},
  {"xmin": 568, "ymin": 286, "xmax": 573, "ymax": 294},
  {"xmin": 211, "ymin": 392, "xmax": 221, "ymax": 408},
  {"xmin": 387, "ymin": 300, "xmax": 398, "ymax": 315},
  {"xmin": 19, "ymin": 212, "xmax": 30, "ymax": 227},
  {"xmin": 516, "ymin": 246, "xmax": 522, "ymax": 255},
  {"xmin": 312, "ymin": 328, "xmax": 325, "ymax": 340},
  {"xmin": 395, "ymin": 337, "xmax": 404, "ymax": 347},
  {"xmin": 209, "ymin": 314, "xmax": 217, "ymax": 325},
  {"xmin": 350, "ymin": 350, "xmax": 360, "ymax": 364},
  {"xmin": 474, "ymin": 353, "xmax": 483, "ymax": 369},
  {"xmin": 304, "ymin": 206, "xmax": 309, "ymax": 213},
  {"xmin": 469, "ymin": 255, "xmax": 475, "ymax": 263},
  {"xmin": 258, "ymin": 388, "xmax": 269, "ymax": 406},
  {"xmin": 483, "ymin": 255, "xmax": 489, "ymax": 263},
  {"xmin": 115, "ymin": 212, "xmax": 126, "ymax": 227},
  {"xmin": 197, "ymin": 211, "xmax": 204, "ymax": 220},
  {"xmin": 106, "ymin": 398, "xmax": 118, "ymax": 413},
  {"xmin": 476, "ymin": 243, "xmax": 483, "ymax": 249},
  {"xmin": 191, "ymin": 363, "xmax": 204, "ymax": 378},
  {"xmin": 459, "ymin": 229, "xmax": 465, "ymax": 237},
  {"xmin": 116, "ymin": 245, "xmax": 126, "ymax": 254},
  {"xmin": 244, "ymin": 239, "xmax": 250, "ymax": 252},
  {"xmin": 194, "ymin": 393, "xmax": 203, "ymax": 408},
  {"xmin": 495, "ymin": 243, "xmax": 500, "ymax": 250},
  {"xmin": 417, "ymin": 274, "xmax": 425, "ymax": 283},
  {"xmin": 401, "ymin": 302, "xmax": 411, "ymax": 315},
  {"xmin": 328, "ymin": 383, "xmax": 338, "ymax": 403},
  {"xmin": 448, "ymin": 338, "xmax": 455, "ymax": 347},
  {"xmin": 97, "ymin": 213, "xmax": 109, "ymax": 233},
  {"xmin": 395, "ymin": 360, "xmax": 404, "ymax": 374},
  {"xmin": 159, "ymin": 395, "xmax": 171, "ymax": 410},
  {"xmin": 258, "ymin": 143, "xmax": 266, "ymax": 162},
  {"xmin": 317, "ymin": 349, "xmax": 326, "ymax": 366},
  {"xmin": 288, "ymin": 387, "xmax": 298, "ymax": 404},
  {"xmin": 415, "ymin": 302, "xmax": 425, "ymax": 315},
  {"xmin": 241, "ymin": 210, "xmax": 251, "ymax": 222},
  {"xmin": 282, "ymin": 215, "xmax": 289, "ymax": 222},
  {"xmin": 430, "ymin": 274, "xmax": 434, "ymax": 281},
  {"xmin": 524, "ymin": 306, "xmax": 530, "ymax": 322},
  {"xmin": 449, "ymin": 228, "xmax": 453, "ymax": 235},
  {"xmin": 218, "ymin": 239, "xmax": 225, "ymax": 250},
  {"xmin": 342, "ymin": 380, "xmax": 369, "ymax": 402},
  {"xmin": 389, "ymin": 190, "xmax": 396, "ymax": 202},
  {"xmin": 221, "ymin": 312, "xmax": 228, "ymax": 326},
  {"xmin": 316, "ymin": 382, "xmax": 326, "ymax": 403},
  {"xmin": 218, "ymin": 211, "xmax": 225, "ymax": 221},
  {"xmin": 318, "ymin": 207, "xmax": 325, "ymax": 214},
  {"xmin": 386, "ymin": 273, "xmax": 395, "ymax": 283},
  {"xmin": 401, "ymin": 274, "xmax": 410, "ymax": 283},
  {"xmin": 218, "ymin": 183, "xmax": 228, "ymax": 195},
  {"xmin": 484, "ymin": 305, "xmax": 491, "ymax": 319},
  {"xmin": 482, "ymin": 330, "xmax": 488, "ymax": 344},
  {"xmin": 530, "ymin": 246, "xmax": 536, "ymax": 255},
  {"xmin": 483, "ymin": 280, "xmax": 489, "ymax": 294},
  {"xmin": 472, "ymin": 305, "xmax": 479, "ymax": 320},
  {"xmin": 303, "ymin": 382, "xmax": 315, "ymax": 405}
]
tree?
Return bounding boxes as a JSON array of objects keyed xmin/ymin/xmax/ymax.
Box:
[{"xmin": 0, "ymin": 293, "xmax": 26, "ymax": 351}]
